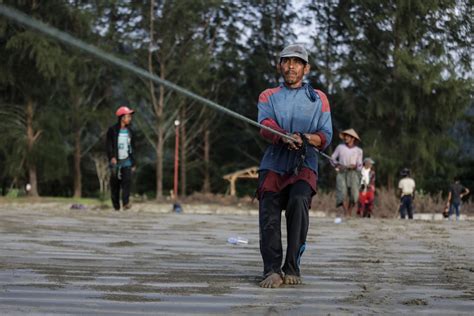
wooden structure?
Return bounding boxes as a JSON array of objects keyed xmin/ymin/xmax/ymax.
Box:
[{"xmin": 223, "ymin": 166, "xmax": 259, "ymax": 196}]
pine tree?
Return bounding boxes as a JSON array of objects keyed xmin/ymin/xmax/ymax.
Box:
[
  {"xmin": 0, "ymin": 1, "xmax": 79, "ymax": 196},
  {"xmin": 332, "ymin": 0, "xmax": 472, "ymax": 190}
]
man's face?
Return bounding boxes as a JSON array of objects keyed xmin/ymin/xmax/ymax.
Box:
[{"xmin": 280, "ymin": 57, "xmax": 310, "ymax": 88}]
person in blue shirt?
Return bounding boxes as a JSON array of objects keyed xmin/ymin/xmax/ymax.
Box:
[
  {"xmin": 257, "ymin": 44, "xmax": 333, "ymax": 288},
  {"xmin": 106, "ymin": 106, "xmax": 136, "ymax": 211}
]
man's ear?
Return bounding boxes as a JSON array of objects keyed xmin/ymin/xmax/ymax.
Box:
[
  {"xmin": 304, "ymin": 63, "xmax": 311, "ymax": 75},
  {"xmin": 276, "ymin": 61, "xmax": 281, "ymax": 74}
]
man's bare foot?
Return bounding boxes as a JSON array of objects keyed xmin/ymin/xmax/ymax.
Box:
[
  {"xmin": 259, "ymin": 273, "xmax": 283, "ymax": 288},
  {"xmin": 284, "ymin": 274, "xmax": 302, "ymax": 285}
]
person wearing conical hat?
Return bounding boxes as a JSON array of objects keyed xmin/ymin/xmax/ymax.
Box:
[{"xmin": 330, "ymin": 128, "xmax": 363, "ymax": 217}]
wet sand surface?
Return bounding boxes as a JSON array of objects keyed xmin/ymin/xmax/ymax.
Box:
[{"xmin": 0, "ymin": 204, "xmax": 473, "ymax": 315}]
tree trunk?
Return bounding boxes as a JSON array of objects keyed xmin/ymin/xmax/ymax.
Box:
[
  {"xmin": 92, "ymin": 154, "xmax": 109, "ymax": 197},
  {"xmin": 202, "ymin": 128, "xmax": 211, "ymax": 193},
  {"xmin": 26, "ymin": 98, "xmax": 39, "ymax": 197},
  {"xmin": 156, "ymin": 128, "xmax": 164, "ymax": 199},
  {"xmin": 148, "ymin": 0, "xmax": 164, "ymax": 199},
  {"xmin": 324, "ymin": 0, "xmax": 333, "ymax": 94},
  {"xmin": 387, "ymin": 173, "xmax": 393, "ymax": 192},
  {"xmin": 28, "ymin": 164, "xmax": 38, "ymax": 197},
  {"xmin": 73, "ymin": 126, "xmax": 82, "ymax": 198},
  {"xmin": 179, "ymin": 108, "xmax": 187, "ymax": 196},
  {"xmin": 155, "ymin": 68, "xmax": 165, "ymax": 199}
]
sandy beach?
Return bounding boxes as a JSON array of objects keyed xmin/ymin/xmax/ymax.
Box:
[{"xmin": 0, "ymin": 202, "xmax": 473, "ymax": 315}]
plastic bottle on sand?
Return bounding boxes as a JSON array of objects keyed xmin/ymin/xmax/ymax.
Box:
[{"xmin": 227, "ymin": 236, "xmax": 249, "ymax": 245}]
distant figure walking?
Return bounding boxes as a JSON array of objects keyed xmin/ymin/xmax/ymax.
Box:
[
  {"xmin": 331, "ymin": 128, "xmax": 363, "ymax": 217},
  {"xmin": 357, "ymin": 158, "xmax": 375, "ymax": 218},
  {"xmin": 106, "ymin": 106, "xmax": 136, "ymax": 211},
  {"xmin": 398, "ymin": 168, "xmax": 415, "ymax": 219},
  {"xmin": 446, "ymin": 177, "xmax": 470, "ymax": 221}
]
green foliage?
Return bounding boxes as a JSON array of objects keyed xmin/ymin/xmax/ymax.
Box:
[
  {"xmin": 6, "ymin": 32, "xmax": 66, "ymax": 81},
  {"xmin": 319, "ymin": 0, "xmax": 472, "ymax": 190},
  {"xmin": 0, "ymin": 0, "xmax": 471, "ymax": 197}
]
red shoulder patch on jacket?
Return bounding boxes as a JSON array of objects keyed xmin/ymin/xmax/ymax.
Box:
[
  {"xmin": 315, "ymin": 90, "xmax": 330, "ymax": 112},
  {"xmin": 258, "ymin": 87, "xmax": 282, "ymax": 103}
]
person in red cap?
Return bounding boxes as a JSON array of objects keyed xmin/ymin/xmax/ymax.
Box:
[{"xmin": 106, "ymin": 106, "xmax": 136, "ymax": 211}]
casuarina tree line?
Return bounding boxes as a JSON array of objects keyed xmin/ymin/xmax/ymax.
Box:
[{"xmin": 0, "ymin": 0, "xmax": 471, "ymax": 199}]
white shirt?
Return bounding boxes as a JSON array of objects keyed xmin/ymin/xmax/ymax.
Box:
[
  {"xmin": 398, "ymin": 177, "xmax": 416, "ymax": 196},
  {"xmin": 361, "ymin": 167, "xmax": 371, "ymax": 186},
  {"xmin": 118, "ymin": 129, "xmax": 130, "ymax": 160},
  {"xmin": 331, "ymin": 144, "xmax": 363, "ymax": 170}
]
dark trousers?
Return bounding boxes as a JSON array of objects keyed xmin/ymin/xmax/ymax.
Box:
[
  {"xmin": 358, "ymin": 202, "xmax": 374, "ymax": 218},
  {"xmin": 110, "ymin": 166, "xmax": 132, "ymax": 210},
  {"xmin": 259, "ymin": 180, "xmax": 313, "ymax": 277},
  {"xmin": 449, "ymin": 202, "xmax": 461, "ymax": 218},
  {"xmin": 399, "ymin": 195, "xmax": 413, "ymax": 219}
]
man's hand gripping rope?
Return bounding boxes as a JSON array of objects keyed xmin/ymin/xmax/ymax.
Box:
[{"xmin": 280, "ymin": 131, "xmax": 339, "ymax": 172}]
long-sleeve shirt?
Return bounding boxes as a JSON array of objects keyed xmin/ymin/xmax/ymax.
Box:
[
  {"xmin": 331, "ymin": 143, "xmax": 363, "ymax": 170},
  {"xmin": 257, "ymin": 83, "xmax": 333, "ymax": 176}
]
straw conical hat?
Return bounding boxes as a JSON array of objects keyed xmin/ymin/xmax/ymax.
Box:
[{"xmin": 339, "ymin": 128, "xmax": 361, "ymax": 141}]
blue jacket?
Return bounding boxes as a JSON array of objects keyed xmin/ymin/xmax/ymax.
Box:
[{"xmin": 257, "ymin": 83, "xmax": 333, "ymax": 175}]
